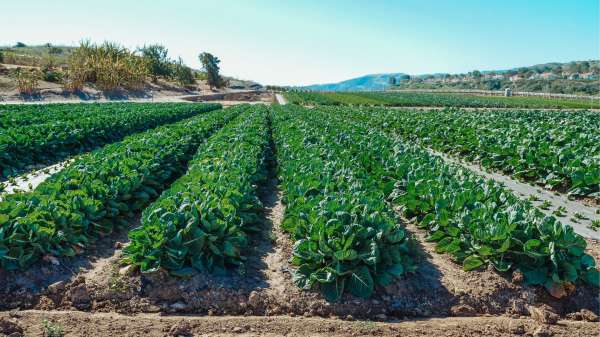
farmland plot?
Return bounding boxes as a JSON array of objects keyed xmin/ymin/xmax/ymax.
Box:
[
  {"xmin": 0, "ymin": 105, "xmax": 239, "ymax": 270},
  {"xmin": 0, "ymin": 103, "xmax": 221, "ymax": 180},
  {"xmin": 0, "ymin": 103, "xmax": 598, "ymax": 332},
  {"xmin": 337, "ymin": 107, "xmax": 600, "ymax": 199},
  {"xmin": 284, "ymin": 91, "xmax": 600, "ymax": 109}
]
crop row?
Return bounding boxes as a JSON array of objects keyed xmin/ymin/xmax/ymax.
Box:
[
  {"xmin": 0, "ymin": 105, "xmax": 240, "ymax": 270},
  {"xmin": 283, "ymin": 91, "xmax": 600, "ymax": 109},
  {"xmin": 331, "ymin": 107, "xmax": 600, "ymax": 198},
  {"xmin": 0, "ymin": 102, "xmax": 165, "ymax": 128},
  {"xmin": 307, "ymin": 106, "xmax": 598, "ymax": 294},
  {"xmin": 273, "ymin": 105, "xmax": 415, "ymax": 301},
  {"xmin": 124, "ymin": 105, "xmax": 271, "ymax": 275},
  {"xmin": 0, "ymin": 103, "xmax": 221, "ymax": 180}
]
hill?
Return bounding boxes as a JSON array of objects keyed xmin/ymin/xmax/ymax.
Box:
[
  {"xmin": 297, "ymin": 60, "xmax": 599, "ymax": 95},
  {"xmin": 300, "ymin": 73, "xmax": 406, "ymax": 91}
]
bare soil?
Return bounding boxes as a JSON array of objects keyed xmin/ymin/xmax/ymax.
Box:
[{"xmin": 2, "ymin": 311, "xmax": 599, "ymax": 337}]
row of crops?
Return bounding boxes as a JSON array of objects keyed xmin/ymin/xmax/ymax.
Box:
[
  {"xmin": 0, "ymin": 102, "xmax": 597, "ymax": 301},
  {"xmin": 284, "ymin": 91, "xmax": 600, "ymax": 109},
  {"xmin": 0, "ymin": 103, "xmax": 221, "ymax": 181},
  {"xmin": 274, "ymin": 105, "xmax": 598, "ymax": 297},
  {"xmin": 0, "ymin": 104, "xmax": 240, "ymax": 269},
  {"xmin": 327, "ymin": 107, "xmax": 600, "ymax": 199}
]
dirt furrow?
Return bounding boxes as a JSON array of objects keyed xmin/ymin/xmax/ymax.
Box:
[
  {"xmin": 0, "ymin": 160, "xmax": 72, "ymax": 199},
  {"xmin": 428, "ymin": 149, "xmax": 600, "ymax": 239}
]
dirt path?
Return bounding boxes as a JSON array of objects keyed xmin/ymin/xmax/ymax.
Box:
[
  {"xmin": 0, "ymin": 160, "xmax": 71, "ymax": 199},
  {"xmin": 258, "ymin": 177, "xmax": 288, "ymax": 297},
  {"xmin": 275, "ymin": 93, "xmax": 287, "ymax": 105},
  {"xmin": 1, "ymin": 310, "xmax": 598, "ymax": 337},
  {"xmin": 387, "ymin": 106, "xmax": 600, "ymax": 112},
  {"xmin": 429, "ymin": 149, "xmax": 600, "ymax": 239}
]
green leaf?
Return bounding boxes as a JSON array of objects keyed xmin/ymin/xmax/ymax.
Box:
[
  {"xmin": 584, "ymin": 268, "xmax": 600, "ymax": 287},
  {"xmin": 463, "ymin": 255, "xmax": 484, "ymax": 271},
  {"xmin": 523, "ymin": 269, "xmax": 548, "ymax": 285},
  {"xmin": 387, "ymin": 263, "xmax": 404, "ymax": 276},
  {"xmin": 347, "ymin": 266, "xmax": 374, "ymax": 299},
  {"xmin": 321, "ymin": 278, "xmax": 345, "ymax": 302},
  {"xmin": 524, "ymin": 239, "xmax": 541, "ymax": 251}
]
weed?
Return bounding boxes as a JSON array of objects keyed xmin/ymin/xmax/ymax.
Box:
[{"xmin": 42, "ymin": 319, "xmax": 64, "ymax": 337}]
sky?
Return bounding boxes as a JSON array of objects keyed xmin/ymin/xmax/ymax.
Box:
[{"xmin": 1, "ymin": 0, "xmax": 598, "ymax": 86}]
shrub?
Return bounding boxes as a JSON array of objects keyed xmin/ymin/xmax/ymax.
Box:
[
  {"xmin": 14, "ymin": 42, "xmax": 27, "ymax": 48},
  {"xmin": 170, "ymin": 57, "xmax": 195, "ymax": 86},
  {"xmin": 64, "ymin": 40, "xmax": 149, "ymax": 92},
  {"xmin": 13, "ymin": 68, "xmax": 41, "ymax": 94},
  {"xmin": 42, "ymin": 66, "xmax": 63, "ymax": 83}
]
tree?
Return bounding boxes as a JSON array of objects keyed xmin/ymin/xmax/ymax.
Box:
[
  {"xmin": 139, "ymin": 44, "xmax": 171, "ymax": 82},
  {"xmin": 471, "ymin": 70, "xmax": 482, "ymax": 80},
  {"xmin": 399, "ymin": 74, "xmax": 411, "ymax": 81},
  {"xmin": 171, "ymin": 57, "xmax": 195, "ymax": 86},
  {"xmin": 14, "ymin": 42, "xmax": 26, "ymax": 48},
  {"xmin": 388, "ymin": 76, "xmax": 397, "ymax": 86},
  {"xmin": 199, "ymin": 52, "xmax": 223, "ymax": 89}
]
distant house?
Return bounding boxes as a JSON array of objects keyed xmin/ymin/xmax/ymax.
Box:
[
  {"xmin": 568, "ymin": 73, "xmax": 580, "ymax": 80},
  {"xmin": 540, "ymin": 73, "xmax": 557, "ymax": 80},
  {"xmin": 509, "ymin": 75, "xmax": 522, "ymax": 82},
  {"xmin": 581, "ymin": 72, "xmax": 598, "ymax": 80}
]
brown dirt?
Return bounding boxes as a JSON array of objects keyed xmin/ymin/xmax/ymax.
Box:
[{"xmin": 2, "ymin": 310, "xmax": 599, "ymax": 337}]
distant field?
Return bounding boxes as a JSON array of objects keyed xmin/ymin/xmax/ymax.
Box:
[{"xmin": 284, "ymin": 91, "xmax": 600, "ymax": 109}]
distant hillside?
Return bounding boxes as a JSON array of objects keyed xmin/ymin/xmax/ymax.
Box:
[
  {"xmin": 297, "ymin": 60, "xmax": 599, "ymax": 94},
  {"xmin": 301, "ymin": 73, "xmax": 406, "ymax": 91}
]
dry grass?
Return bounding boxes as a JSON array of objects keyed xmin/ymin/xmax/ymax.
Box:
[{"xmin": 64, "ymin": 41, "xmax": 148, "ymax": 92}]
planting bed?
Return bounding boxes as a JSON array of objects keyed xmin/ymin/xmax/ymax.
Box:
[{"xmin": 0, "ymin": 102, "xmax": 598, "ymax": 336}]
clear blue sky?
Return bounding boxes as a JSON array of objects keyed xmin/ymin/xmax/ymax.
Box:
[{"xmin": 1, "ymin": 0, "xmax": 598, "ymax": 85}]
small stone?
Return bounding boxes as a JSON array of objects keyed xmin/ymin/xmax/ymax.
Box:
[
  {"xmin": 145, "ymin": 305, "xmax": 161, "ymax": 313},
  {"xmin": 232, "ymin": 326, "xmax": 243, "ymax": 333},
  {"xmin": 510, "ymin": 300, "xmax": 528, "ymax": 316},
  {"xmin": 345, "ymin": 315, "xmax": 354, "ymax": 321},
  {"xmin": 48, "ymin": 281, "xmax": 66, "ymax": 294},
  {"xmin": 528, "ymin": 306, "xmax": 559, "ymax": 325},
  {"xmin": 248, "ymin": 291, "xmax": 260, "ymax": 307},
  {"xmin": 450, "ymin": 304, "xmax": 476, "ymax": 317},
  {"xmin": 114, "ymin": 241, "xmax": 124, "ymax": 249},
  {"xmin": 303, "ymin": 311, "xmax": 311, "ymax": 318},
  {"xmin": 512, "ymin": 270, "xmax": 524, "ymax": 283},
  {"xmin": 72, "ymin": 275, "xmax": 86, "ymax": 286},
  {"xmin": 508, "ymin": 321, "xmax": 525, "ymax": 335},
  {"xmin": 579, "ymin": 309, "xmax": 598, "ymax": 322},
  {"xmin": 168, "ymin": 321, "xmax": 191, "ymax": 336},
  {"xmin": 532, "ymin": 325, "xmax": 552, "ymax": 337},
  {"xmin": 70, "ymin": 284, "xmax": 91, "ymax": 310}
]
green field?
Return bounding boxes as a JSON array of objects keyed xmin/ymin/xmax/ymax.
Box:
[
  {"xmin": 0, "ymin": 102, "xmax": 597, "ymax": 303},
  {"xmin": 284, "ymin": 91, "xmax": 600, "ymax": 109}
]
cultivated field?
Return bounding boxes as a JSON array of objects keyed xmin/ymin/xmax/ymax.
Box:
[
  {"xmin": 0, "ymin": 98, "xmax": 598, "ymax": 336},
  {"xmin": 284, "ymin": 91, "xmax": 600, "ymax": 109}
]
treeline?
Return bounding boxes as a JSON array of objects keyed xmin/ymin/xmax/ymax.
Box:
[
  {"xmin": 391, "ymin": 60, "xmax": 600, "ymax": 95},
  {"xmin": 0, "ymin": 41, "xmax": 225, "ymax": 95},
  {"xmin": 393, "ymin": 78, "xmax": 600, "ymax": 95}
]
